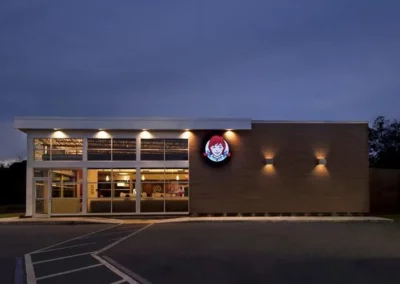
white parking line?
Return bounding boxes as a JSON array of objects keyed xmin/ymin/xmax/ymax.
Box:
[
  {"xmin": 111, "ymin": 237, "xmax": 123, "ymax": 242},
  {"xmin": 32, "ymin": 252, "xmax": 94, "ymax": 265},
  {"xmin": 110, "ymin": 280, "xmax": 127, "ymax": 284},
  {"xmin": 29, "ymin": 224, "xmax": 121, "ymax": 254},
  {"xmin": 82, "ymin": 229, "xmax": 141, "ymax": 238},
  {"xmin": 24, "ymin": 254, "xmax": 36, "ymax": 284},
  {"xmin": 35, "ymin": 263, "xmax": 103, "ymax": 281},
  {"xmin": 103, "ymin": 256, "xmax": 152, "ymax": 284},
  {"xmin": 32, "ymin": 242, "xmax": 97, "ymax": 254},
  {"xmin": 95, "ymin": 223, "xmax": 153, "ymax": 254},
  {"xmin": 92, "ymin": 254, "xmax": 138, "ymax": 284}
]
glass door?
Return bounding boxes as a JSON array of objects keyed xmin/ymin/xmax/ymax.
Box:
[{"xmin": 33, "ymin": 178, "xmax": 49, "ymax": 216}]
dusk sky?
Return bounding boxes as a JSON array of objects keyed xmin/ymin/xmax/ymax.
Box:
[{"xmin": 1, "ymin": 0, "xmax": 400, "ymax": 160}]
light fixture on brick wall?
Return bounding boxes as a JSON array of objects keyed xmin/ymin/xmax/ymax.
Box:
[
  {"xmin": 317, "ymin": 158, "xmax": 327, "ymax": 165},
  {"xmin": 265, "ymin": 158, "xmax": 274, "ymax": 165}
]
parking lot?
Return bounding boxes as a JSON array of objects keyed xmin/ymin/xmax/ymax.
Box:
[
  {"xmin": 105, "ymin": 222, "xmax": 400, "ymax": 284},
  {"xmin": 1, "ymin": 221, "xmax": 400, "ymax": 284}
]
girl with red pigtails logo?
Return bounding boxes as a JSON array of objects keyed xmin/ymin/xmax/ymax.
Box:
[{"xmin": 203, "ymin": 135, "xmax": 231, "ymax": 162}]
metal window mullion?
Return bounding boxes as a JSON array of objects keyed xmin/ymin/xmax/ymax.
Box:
[
  {"xmin": 163, "ymin": 167, "xmax": 166, "ymax": 213},
  {"xmin": 83, "ymin": 138, "xmax": 88, "ymax": 161},
  {"xmin": 50, "ymin": 138, "xmax": 53, "ymax": 161},
  {"xmin": 110, "ymin": 169, "xmax": 113, "ymax": 213},
  {"xmin": 111, "ymin": 138, "xmax": 113, "ymax": 161}
]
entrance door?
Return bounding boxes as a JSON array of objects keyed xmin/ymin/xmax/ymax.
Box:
[{"xmin": 33, "ymin": 178, "xmax": 49, "ymax": 216}]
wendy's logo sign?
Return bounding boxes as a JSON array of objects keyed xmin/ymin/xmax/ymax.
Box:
[{"xmin": 203, "ymin": 135, "xmax": 231, "ymax": 163}]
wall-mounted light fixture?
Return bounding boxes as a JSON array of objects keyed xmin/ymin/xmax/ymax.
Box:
[
  {"xmin": 317, "ymin": 158, "xmax": 327, "ymax": 165},
  {"xmin": 265, "ymin": 158, "xmax": 274, "ymax": 165}
]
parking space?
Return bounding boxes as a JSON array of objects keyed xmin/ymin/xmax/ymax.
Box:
[
  {"xmin": 105, "ymin": 222, "xmax": 400, "ymax": 284},
  {"xmin": 0, "ymin": 224, "xmax": 110, "ymax": 284},
  {"xmin": 3, "ymin": 221, "xmax": 400, "ymax": 284},
  {"xmin": 25, "ymin": 223, "xmax": 151, "ymax": 284}
]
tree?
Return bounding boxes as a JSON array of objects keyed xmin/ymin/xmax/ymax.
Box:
[
  {"xmin": 369, "ymin": 116, "xmax": 400, "ymax": 168},
  {"xmin": 0, "ymin": 160, "xmax": 26, "ymax": 205}
]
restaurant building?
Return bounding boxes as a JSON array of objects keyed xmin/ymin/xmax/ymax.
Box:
[{"xmin": 14, "ymin": 117, "xmax": 369, "ymax": 217}]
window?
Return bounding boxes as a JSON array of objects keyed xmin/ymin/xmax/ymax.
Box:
[
  {"xmin": 165, "ymin": 139, "xmax": 188, "ymax": 160},
  {"xmin": 140, "ymin": 168, "xmax": 189, "ymax": 213},
  {"xmin": 141, "ymin": 139, "xmax": 164, "ymax": 160},
  {"xmin": 140, "ymin": 139, "xmax": 188, "ymax": 161},
  {"xmin": 51, "ymin": 139, "xmax": 83, "ymax": 160},
  {"xmin": 33, "ymin": 139, "xmax": 83, "ymax": 161},
  {"xmin": 34, "ymin": 139, "xmax": 51, "ymax": 161},
  {"xmin": 51, "ymin": 169, "xmax": 81, "ymax": 198},
  {"xmin": 88, "ymin": 139, "xmax": 112, "ymax": 160},
  {"xmin": 112, "ymin": 139, "xmax": 136, "ymax": 160},
  {"xmin": 50, "ymin": 169, "xmax": 82, "ymax": 214},
  {"xmin": 34, "ymin": 169, "xmax": 50, "ymax": 178},
  {"xmin": 87, "ymin": 169, "xmax": 136, "ymax": 213}
]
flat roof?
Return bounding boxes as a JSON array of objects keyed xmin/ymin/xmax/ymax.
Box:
[
  {"xmin": 14, "ymin": 116, "xmax": 253, "ymax": 131},
  {"xmin": 14, "ymin": 116, "xmax": 368, "ymax": 132}
]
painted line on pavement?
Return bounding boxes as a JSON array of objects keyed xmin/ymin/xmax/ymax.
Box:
[
  {"xmin": 103, "ymin": 255, "xmax": 152, "ymax": 284},
  {"xmin": 95, "ymin": 223, "xmax": 153, "ymax": 255},
  {"xmin": 31, "ymin": 242, "xmax": 97, "ymax": 254},
  {"xmin": 92, "ymin": 254, "xmax": 137, "ymax": 284},
  {"xmin": 82, "ymin": 229, "xmax": 142, "ymax": 238},
  {"xmin": 32, "ymin": 251, "xmax": 94, "ymax": 265},
  {"xmin": 24, "ymin": 254, "xmax": 36, "ymax": 284},
  {"xmin": 14, "ymin": 257, "xmax": 24, "ymax": 284},
  {"xmin": 29, "ymin": 223, "xmax": 121, "ymax": 254},
  {"xmin": 35, "ymin": 263, "xmax": 103, "ymax": 281},
  {"xmin": 111, "ymin": 237, "xmax": 123, "ymax": 242},
  {"xmin": 110, "ymin": 279, "xmax": 128, "ymax": 284}
]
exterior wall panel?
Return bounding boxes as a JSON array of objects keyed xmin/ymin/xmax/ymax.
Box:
[{"xmin": 189, "ymin": 123, "xmax": 369, "ymax": 214}]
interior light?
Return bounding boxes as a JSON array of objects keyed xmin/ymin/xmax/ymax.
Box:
[
  {"xmin": 317, "ymin": 158, "xmax": 327, "ymax": 165},
  {"xmin": 106, "ymin": 175, "xmax": 110, "ymax": 181},
  {"xmin": 176, "ymin": 175, "xmax": 180, "ymax": 181},
  {"xmin": 141, "ymin": 175, "xmax": 145, "ymax": 181}
]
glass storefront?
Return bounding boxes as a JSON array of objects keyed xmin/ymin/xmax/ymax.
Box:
[
  {"xmin": 141, "ymin": 168, "xmax": 189, "ymax": 213},
  {"xmin": 31, "ymin": 135, "xmax": 189, "ymax": 215},
  {"xmin": 87, "ymin": 169, "xmax": 137, "ymax": 213}
]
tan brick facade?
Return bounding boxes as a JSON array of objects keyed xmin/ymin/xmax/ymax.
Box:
[{"xmin": 189, "ymin": 122, "xmax": 369, "ymax": 214}]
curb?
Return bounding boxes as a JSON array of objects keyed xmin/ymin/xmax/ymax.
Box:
[
  {"xmin": 0, "ymin": 216, "xmax": 394, "ymax": 225},
  {"xmin": 154, "ymin": 217, "xmax": 395, "ymax": 224}
]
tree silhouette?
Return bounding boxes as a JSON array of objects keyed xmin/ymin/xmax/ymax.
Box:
[{"xmin": 369, "ymin": 116, "xmax": 400, "ymax": 168}]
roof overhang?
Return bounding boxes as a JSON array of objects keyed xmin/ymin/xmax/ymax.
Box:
[{"xmin": 14, "ymin": 116, "xmax": 252, "ymax": 132}]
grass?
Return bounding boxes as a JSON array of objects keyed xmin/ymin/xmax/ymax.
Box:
[{"xmin": 0, "ymin": 213, "xmax": 23, "ymax": 218}]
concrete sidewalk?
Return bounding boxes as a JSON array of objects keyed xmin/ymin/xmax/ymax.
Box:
[{"xmin": 0, "ymin": 216, "xmax": 394, "ymax": 224}]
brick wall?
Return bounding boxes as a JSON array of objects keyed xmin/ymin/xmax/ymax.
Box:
[{"xmin": 189, "ymin": 122, "xmax": 369, "ymax": 214}]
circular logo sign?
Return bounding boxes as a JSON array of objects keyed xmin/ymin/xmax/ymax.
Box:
[{"xmin": 203, "ymin": 135, "xmax": 231, "ymax": 162}]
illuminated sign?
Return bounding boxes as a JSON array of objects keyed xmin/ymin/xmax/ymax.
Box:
[{"xmin": 203, "ymin": 135, "xmax": 231, "ymax": 163}]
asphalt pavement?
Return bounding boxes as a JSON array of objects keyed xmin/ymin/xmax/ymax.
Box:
[
  {"xmin": 0, "ymin": 224, "xmax": 109, "ymax": 284},
  {"xmin": 105, "ymin": 222, "xmax": 400, "ymax": 284},
  {"xmin": 2, "ymin": 221, "xmax": 400, "ymax": 284}
]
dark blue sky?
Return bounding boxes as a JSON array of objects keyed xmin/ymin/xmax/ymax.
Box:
[{"xmin": 1, "ymin": 0, "xmax": 399, "ymax": 160}]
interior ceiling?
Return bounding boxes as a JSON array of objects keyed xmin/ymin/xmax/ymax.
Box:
[{"xmin": 34, "ymin": 138, "xmax": 188, "ymax": 149}]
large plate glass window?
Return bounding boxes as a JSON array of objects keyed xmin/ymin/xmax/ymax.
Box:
[
  {"xmin": 88, "ymin": 139, "xmax": 112, "ymax": 160},
  {"xmin": 33, "ymin": 139, "xmax": 83, "ymax": 161},
  {"xmin": 140, "ymin": 139, "xmax": 188, "ymax": 161}
]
